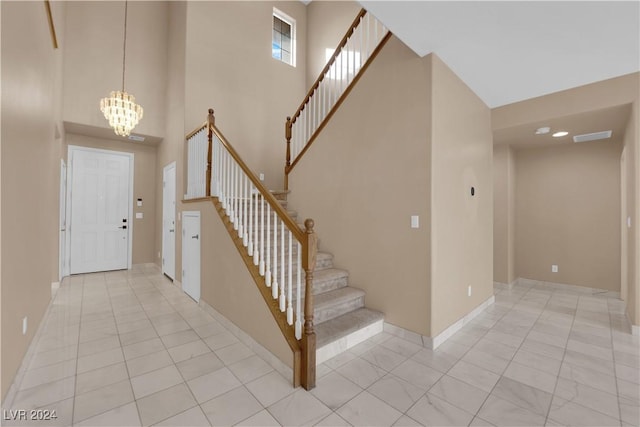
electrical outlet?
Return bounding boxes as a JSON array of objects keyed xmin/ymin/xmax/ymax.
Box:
[
  {"xmin": 259, "ymin": 173, "xmax": 265, "ymax": 181},
  {"xmin": 411, "ymin": 215, "xmax": 419, "ymax": 229},
  {"xmin": 467, "ymin": 286, "xmax": 472, "ymax": 297},
  {"xmin": 22, "ymin": 317, "xmax": 27, "ymax": 335},
  {"xmin": 552, "ymin": 264, "xmax": 558, "ymax": 273}
]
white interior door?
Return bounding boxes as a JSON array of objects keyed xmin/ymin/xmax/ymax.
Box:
[
  {"xmin": 182, "ymin": 211, "xmax": 201, "ymax": 302},
  {"xmin": 59, "ymin": 159, "xmax": 67, "ymax": 280},
  {"xmin": 163, "ymin": 162, "xmax": 176, "ymax": 279},
  {"xmin": 69, "ymin": 147, "xmax": 133, "ymax": 274}
]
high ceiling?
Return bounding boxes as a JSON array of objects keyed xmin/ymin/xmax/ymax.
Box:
[{"xmin": 359, "ymin": 1, "xmax": 640, "ymax": 108}]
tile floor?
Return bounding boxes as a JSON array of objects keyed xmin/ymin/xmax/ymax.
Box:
[{"xmin": 2, "ymin": 265, "xmax": 639, "ymax": 426}]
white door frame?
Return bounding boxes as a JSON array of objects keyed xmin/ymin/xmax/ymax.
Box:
[
  {"xmin": 66, "ymin": 145, "xmax": 134, "ymax": 272},
  {"xmin": 162, "ymin": 161, "xmax": 177, "ymax": 280},
  {"xmin": 182, "ymin": 210, "xmax": 201, "ymax": 302},
  {"xmin": 59, "ymin": 159, "xmax": 68, "ymax": 280}
]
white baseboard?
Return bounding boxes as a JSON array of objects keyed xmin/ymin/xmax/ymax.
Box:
[
  {"xmin": 198, "ymin": 300, "xmax": 293, "ymax": 383},
  {"xmin": 513, "ymin": 277, "xmax": 620, "ymax": 298},
  {"xmin": 384, "ymin": 294, "xmax": 495, "ymax": 350},
  {"xmin": 51, "ymin": 281, "xmax": 60, "ymax": 298},
  {"xmin": 427, "ymin": 295, "xmax": 495, "ymax": 349}
]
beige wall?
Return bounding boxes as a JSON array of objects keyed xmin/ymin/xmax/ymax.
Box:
[
  {"xmin": 624, "ymin": 102, "xmax": 639, "ymax": 324},
  {"xmin": 155, "ymin": 1, "xmax": 187, "ymax": 277},
  {"xmin": 305, "ymin": 1, "xmax": 361, "ymax": 88},
  {"xmin": 493, "ymin": 145, "xmax": 516, "ymax": 284},
  {"xmin": 184, "ymin": 1, "xmax": 307, "ymax": 191},
  {"xmin": 1, "ymin": 1, "xmax": 65, "ymax": 401},
  {"xmin": 430, "ymin": 55, "xmax": 494, "ymax": 337},
  {"xmin": 63, "ymin": 1, "xmax": 168, "ymax": 138},
  {"xmin": 289, "ymin": 36, "xmax": 432, "ymax": 335},
  {"xmin": 515, "ymin": 140, "xmax": 622, "ymax": 290},
  {"xmin": 66, "ymin": 134, "xmax": 158, "ymax": 265}
]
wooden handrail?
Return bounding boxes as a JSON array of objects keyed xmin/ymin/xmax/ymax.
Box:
[{"xmin": 290, "ymin": 9, "xmax": 367, "ymax": 124}]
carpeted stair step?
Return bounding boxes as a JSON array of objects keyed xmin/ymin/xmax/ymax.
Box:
[
  {"xmin": 315, "ymin": 308, "xmax": 385, "ymax": 364},
  {"xmin": 312, "ymin": 286, "xmax": 366, "ymax": 324}
]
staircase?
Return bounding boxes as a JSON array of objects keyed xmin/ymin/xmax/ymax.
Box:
[
  {"xmin": 271, "ymin": 191, "xmax": 384, "ymax": 364},
  {"xmin": 183, "ymin": 7, "xmax": 391, "ymax": 389}
]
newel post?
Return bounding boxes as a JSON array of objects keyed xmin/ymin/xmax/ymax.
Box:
[
  {"xmin": 301, "ymin": 218, "xmax": 317, "ymax": 390},
  {"xmin": 284, "ymin": 116, "xmax": 292, "ymax": 191},
  {"xmin": 206, "ymin": 108, "xmax": 215, "ymax": 197}
]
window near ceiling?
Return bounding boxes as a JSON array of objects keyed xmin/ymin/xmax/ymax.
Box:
[{"xmin": 272, "ymin": 9, "xmax": 295, "ymax": 66}]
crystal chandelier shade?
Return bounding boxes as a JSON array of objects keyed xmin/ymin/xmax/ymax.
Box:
[
  {"xmin": 100, "ymin": 91, "xmax": 144, "ymax": 137},
  {"xmin": 100, "ymin": 1, "xmax": 143, "ymax": 137}
]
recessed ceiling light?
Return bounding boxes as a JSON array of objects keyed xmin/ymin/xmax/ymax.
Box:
[
  {"xmin": 535, "ymin": 127, "xmax": 550, "ymax": 135},
  {"xmin": 552, "ymin": 131, "xmax": 569, "ymax": 138}
]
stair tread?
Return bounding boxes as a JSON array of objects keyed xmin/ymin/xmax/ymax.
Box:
[
  {"xmin": 312, "ymin": 268, "xmax": 348, "ymax": 286},
  {"xmin": 315, "ymin": 308, "xmax": 384, "ymax": 348},
  {"xmin": 313, "ymin": 286, "xmax": 365, "ymax": 310}
]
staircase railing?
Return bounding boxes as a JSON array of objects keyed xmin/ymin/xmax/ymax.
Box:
[
  {"xmin": 284, "ymin": 8, "xmax": 391, "ymax": 189},
  {"xmin": 185, "ymin": 109, "xmax": 318, "ymax": 389}
]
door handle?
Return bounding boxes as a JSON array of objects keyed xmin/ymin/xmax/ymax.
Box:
[
  {"xmin": 169, "ymin": 229, "xmax": 175, "ymax": 233},
  {"xmin": 192, "ymin": 234, "xmax": 199, "ymax": 239},
  {"xmin": 119, "ymin": 225, "xmax": 127, "ymax": 229}
]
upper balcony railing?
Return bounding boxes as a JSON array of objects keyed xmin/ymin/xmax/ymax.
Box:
[{"xmin": 284, "ymin": 9, "xmax": 391, "ymax": 188}]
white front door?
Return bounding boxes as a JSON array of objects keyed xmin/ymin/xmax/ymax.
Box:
[
  {"xmin": 182, "ymin": 211, "xmax": 201, "ymax": 302},
  {"xmin": 69, "ymin": 147, "xmax": 132, "ymax": 274},
  {"xmin": 162, "ymin": 162, "xmax": 176, "ymax": 279}
]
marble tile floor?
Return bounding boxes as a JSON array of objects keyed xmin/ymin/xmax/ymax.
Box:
[{"xmin": 2, "ymin": 265, "xmax": 638, "ymax": 426}]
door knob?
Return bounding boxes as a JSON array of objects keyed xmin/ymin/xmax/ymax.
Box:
[
  {"xmin": 192, "ymin": 234, "xmax": 199, "ymax": 239},
  {"xmin": 119, "ymin": 225, "xmax": 127, "ymax": 229},
  {"xmin": 169, "ymin": 229, "xmax": 175, "ymax": 232}
]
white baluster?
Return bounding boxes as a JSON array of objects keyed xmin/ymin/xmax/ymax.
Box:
[
  {"xmin": 287, "ymin": 230, "xmax": 293, "ymax": 325},
  {"xmin": 243, "ymin": 174, "xmax": 248, "ymax": 246},
  {"xmin": 279, "ymin": 221, "xmax": 285, "ymax": 312},
  {"xmin": 266, "ymin": 203, "xmax": 271, "ymax": 286},
  {"xmin": 295, "ymin": 241, "xmax": 302, "ymax": 339},
  {"xmin": 360, "ymin": 16, "xmax": 364, "ymax": 68},
  {"xmin": 248, "ymin": 181, "xmax": 253, "ymax": 256},
  {"xmin": 238, "ymin": 169, "xmax": 243, "ymax": 237},
  {"xmin": 259, "ymin": 193, "xmax": 265, "ymax": 275},
  {"xmin": 272, "ymin": 211, "xmax": 278, "ymax": 299},
  {"xmin": 366, "ymin": 13, "xmax": 370, "ymax": 57},
  {"xmin": 220, "ymin": 149, "xmax": 225, "ymax": 208},
  {"xmin": 233, "ymin": 163, "xmax": 238, "ymax": 230},
  {"xmin": 253, "ymin": 192, "xmax": 259, "ymax": 266}
]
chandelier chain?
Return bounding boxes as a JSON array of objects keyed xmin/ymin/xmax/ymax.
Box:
[{"xmin": 122, "ymin": 0, "xmax": 128, "ymax": 92}]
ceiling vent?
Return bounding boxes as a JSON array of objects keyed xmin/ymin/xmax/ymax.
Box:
[
  {"xmin": 573, "ymin": 130, "xmax": 612, "ymax": 143},
  {"xmin": 128, "ymin": 134, "xmax": 145, "ymax": 142}
]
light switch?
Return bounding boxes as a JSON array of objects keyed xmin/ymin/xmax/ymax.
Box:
[
  {"xmin": 411, "ymin": 215, "xmax": 419, "ymax": 229},
  {"xmin": 136, "ymin": 212, "xmax": 143, "ymax": 219},
  {"xmin": 137, "ymin": 198, "xmax": 143, "ymax": 207},
  {"xmin": 628, "ymin": 217, "xmax": 632, "ymax": 228},
  {"xmin": 552, "ymin": 264, "xmax": 558, "ymax": 273}
]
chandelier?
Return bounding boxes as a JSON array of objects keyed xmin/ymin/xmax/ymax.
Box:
[{"xmin": 100, "ymin": 0, "xmax": 143, "ymax": 137}]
